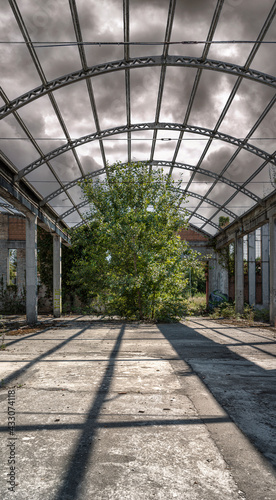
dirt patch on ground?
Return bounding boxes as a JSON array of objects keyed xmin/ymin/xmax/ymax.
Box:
[
  {"xmin": 0, "ymin": 322, "xmax": 57, "ymax": 336},
  {"xmin": 211, "ymin": 317, "xmax": 276, "ymax": 333}
]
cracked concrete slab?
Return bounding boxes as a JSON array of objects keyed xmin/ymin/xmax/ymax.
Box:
[{"xmin": 0, "ymin": 317, "xmax": 275, "ymax": 499}]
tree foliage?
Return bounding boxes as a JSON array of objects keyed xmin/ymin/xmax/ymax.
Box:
[{"xmin": 70, "ymin": 161, "xmax": 202, "ymax": 321}]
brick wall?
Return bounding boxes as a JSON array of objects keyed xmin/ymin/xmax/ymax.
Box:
[
  {"xmin": 17, "ymin": 248, "xmax": 26, "ymax": 292},
  {"xmin": 0, "ymin": 248, "xmax": 9, "ymax": 287},
  {"xmin": 179, "ymin": 227, "xmax": 209, "ymax": 242},
  {"xmin": 229, "ymin": 275, "xmax": 262, "ymax": 304},
  {"xmin": 0, "ymin": 214, "xmax": 9, "ymax": 240},
  {"xmin": 8, "ymin": 216, "xmax": 26, "ymax": 240}
]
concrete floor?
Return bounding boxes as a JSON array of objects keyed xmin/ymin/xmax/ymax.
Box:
[{"xmin": 0, "ymin": 317, "xmax": 275, "ymax": 500}]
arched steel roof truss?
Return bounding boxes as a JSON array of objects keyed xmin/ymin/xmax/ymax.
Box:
[{"xmin": 0, "ymin": 0, "xmax": 275, "ymax": 238}]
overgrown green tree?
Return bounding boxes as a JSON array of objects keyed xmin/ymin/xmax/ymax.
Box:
[{"xmin": 70, "ymin": 161, "xmax": 202, "ymax": 321}]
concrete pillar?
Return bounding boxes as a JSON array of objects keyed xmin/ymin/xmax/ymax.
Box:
[
  {"xmin": 208, "ymin": 252, "xmax": 229, "ymax": 297},
  {"xmin": 53, "ymin": 234, "xmax": 62, "ymax": 317},
  {"xmin": 269, "ymin": 215, "xmax": 276, "ymax": 326},
  {"xmin": 248, "ymin": 231, "xmax": 256, "ymax": 306},
  {"xmin": 261, "ymin": 224, "xmax": 269, "ymax": 309},
  {"xmin": 17, "ymin": 248, "xmax": 26, "ymax": 295},
  {"xmin": 25, "ymin": 213, "xmax": 38, "ymax": 323},
  {"xmin": 235, "ymin": 232, "xmax": 244, "ymax": 314},
  {"xmin": 0, "ymin": 248, "xmax": 9, "ymax": 289}
]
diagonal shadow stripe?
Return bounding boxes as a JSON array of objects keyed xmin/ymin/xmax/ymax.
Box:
[
  {"xmin": 0, "ymin": 416, "xmax": 231, "ymax": 434},
  {"xmin": 1, "ymin": 325, "xmax": 89, "ymax": 387},
  {"xmin": 54, "ymin": 324, "xmax": 125, "ymax": 500}
]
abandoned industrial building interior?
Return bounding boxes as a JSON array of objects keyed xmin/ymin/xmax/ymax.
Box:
[{"xmin": 0, "ymin": 0, "xmax": 276, "ymax": 499}]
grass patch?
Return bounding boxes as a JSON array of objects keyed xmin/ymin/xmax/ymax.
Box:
[
  {"xmin": 186, "ymin": 294, "xmax": 207, "ymax": 316},
  {"xmin": 210, "ymin": 302, "xmax": 270, "ymax": 324}
]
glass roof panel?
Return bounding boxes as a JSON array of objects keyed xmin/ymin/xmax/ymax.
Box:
[
  {"xmin": 153, "ymin": 130, "xmax": 183, "ymax": 161},
  {"xmin": 210, "ymin": 0, "xmax": 275, "ymax": 63},
  {"xmin": 130, "ymin": 130, "xmax": 153, "ymax": 162},
  {"xmin": 247, "ymin": 165, "xmax": 276, "ymax": 198},
  {"xmin": 170, "ymin": 167, "xmax": 189, "ymax": 184},
  {"xmin": 219, "ymin": 79, "xmax": 276, "ymax": 138},
  {"xmin": 0, "ymin": 120, "xmax": 40, "ymax": 169},
  {"xmin": 48, "ymin": 194, "xmax": 73, "ymax": 215},
  {"xmin": 169, "ymin": 0, "xmax": 216, "ymax": 57},
  {"xmin": 77, "ymin": 0, "xmax": 124, "ymax": 65},
  {"xmin": 66, "ymin": 184, "xmax": 83, "ymax": 201},
  {"xmin": 251, "ymin": 33, "xmax": 276, "ymax": 75},
  {"xmin": 130, "ymin": 67, "xmax": 161, "ymax": 124},
  {"xmin": 223, "ymin": 149, "xmax": 263, "ymax": 184},
  {"xmin": 196, "ymin": 206, "xmax": 218, "ymax": 219},
  {"xmin": 92, "ymin": 72, "xmax": 127, "ymax": 129},
  {"xmin": 103, "ymin": 135, "xmax": 128, "ymax": 164},
  {"xmin": 201, "ymin": 224, "xmax": 217, "ymax": 236},
  {"xmin": 49, "ymin": 151, "xmax": 81, "ymax": 181},
  {"xmin": 188, "ymin": 72, "xmax": 238, "ymax": 130},
  {"xmin": 15, "ymin": 94, "xmax": 67, "ymax": 141},
  {"xmin": 25, "ymin": 168, "xmax": 60, "ymax": 198},
  {"xmin": 200, "ymin": 143, "xmax": 237, "ymax": 176},
  {"xmin": 35, "ymin": 139, "xmax": 68, "ymax": 156},
  {"xmin": 36, "ymin": 46, "xmax": 82, "ymax": 82},
  {"xmin": 251, "ymin": 107, "xmax": 276, "ymax": 155},
  {"xmin": 63, "ymin": 213, "xmax": 82, "ymax": 226},
  {"xmin": 189, "ymin": 177, "xmax": 214, "ymax": 198},
  {"xmin": 0, "ymin": 44, "xmax": 41, "ymax": 100},
  {"xmin": 226, "ymin": 192, "xmax": 256, "ymax": 216},
  {"xmin": 175, "ymin": 134, "xmax": 210, "ymax": 165},
  {"xmin": 53, "ymin": 82, "xmax": 96, "ymax": 138},
  {"xmin": 159, "ymin": 67, "xmax": 197, "ymax": 123},
  {"xmin": 76, "ymin": 142, "xmax": 104, "ymax": 175},
  {"xmin": 129, "ymin": 0, "xmax": 168, "ymax": 58},
  {"xmin": 207, "ymin": 182, "xmax": 236, "ymax": 205}
]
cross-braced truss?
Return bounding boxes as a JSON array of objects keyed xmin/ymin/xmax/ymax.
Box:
[{"xmin": 0, "ymin": 0, "xmax": 275, "ymax": 238}]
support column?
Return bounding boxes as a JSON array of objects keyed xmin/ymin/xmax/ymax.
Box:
[
  {"xmin": 25, "ymin": 213, "xmax": 37, "ymax": 323},
  {"xmin": 261, "ymin": 224, "xmax": 269, "ymax": 309},
  {"xmin": 53, "ymin": 234, "xmax": 62, "ymax": 317},
  {"xmin": 208, "ymin": 252, "xmax": 229, "ymax": 297},
  {"xmin": 235, "ymin": 232, "xmax": 244, "ymax": 314},
  {"xmin": 248, "ymin": 231, "xmax": 256, "ymax": 306},
  {"xmin": 17, "ymin": 248, "xmax": 26, "ymax": 295},
  {"xmin": 269, "ymin": 215, "xmax": 276, "ymax": 326}
]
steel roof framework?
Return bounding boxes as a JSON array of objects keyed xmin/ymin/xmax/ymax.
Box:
[{"xmin": 0, "ymin": 0, "xmax": 275, "ymax": 240}]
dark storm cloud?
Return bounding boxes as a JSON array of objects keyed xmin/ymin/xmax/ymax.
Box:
[
  {"xmin": 199, "ymin": 145, "xmax": 238, "ymax": 177},
  {"xmin": 50, "ymin": 151, "xmax": 81, "ymax": 181},
  {"xmin": 219, "ymin": 0, "xmax": 275, "ymax": 40},
  {"xmin": 188, "ymin": 72, "xmax": 237, "ymax": 129},
  {"xmin": 18, "ymin": 0, "xmax": 75, "ymax": 42},
  {"xmin": 104, "ymin": 137, "xmax": 128, "ymax": 163},
  {"xmin": 16, "ymin": 94, "xmax": 66, "ymax": 139},
  {"xmin": 79, "ymin": 155, "xmax": 102, "ymax": 175},
  {"xmin": 160, "ymin": 67, "xmax": 198, "ymax": 123}
]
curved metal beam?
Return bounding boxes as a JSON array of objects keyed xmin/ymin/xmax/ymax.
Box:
[
  {"xmin": 1, "ymin": 55, "xmax": 275, "ymax": 119},
  {"xmin": 59, "ymin": 188, "xmax": 235, "ymax": 224},
  {"xmin": 17, "ymin": 122, "xmax": 276, "ymax": 182},
  {"xmin": 45, "ymin": 159, "xmax": 260, "ymax": 207},
  {"xmin": 72, "ymin": 206, "xmax": 219, "ymax": 233}
]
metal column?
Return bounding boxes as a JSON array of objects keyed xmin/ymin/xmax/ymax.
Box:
[
  {"xmin": 53, "ymin": 234, "xmax": 62, "ymax": 317},
  {"xmin": 25, "ymin": 213, "xmax": 38, "ymax": 323},
  {"xmin": 248, "ymin": 231, "xmax": 256, "ymax": 306},
  {"xmin": 269, "ymin": 215, "xmax": 276, "ymax": 326},
  {"xmin": 235, "ymin": 232, "xmax": 244, "ymax": 314},
  {"xmin": 261, "ymin": 224, "xmax": 269, "ymax": 309}
]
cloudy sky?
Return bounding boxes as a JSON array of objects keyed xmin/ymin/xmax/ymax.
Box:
[{"xmin": 0, "ymin": 0, "xmax": 275, "ymax": 234}]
